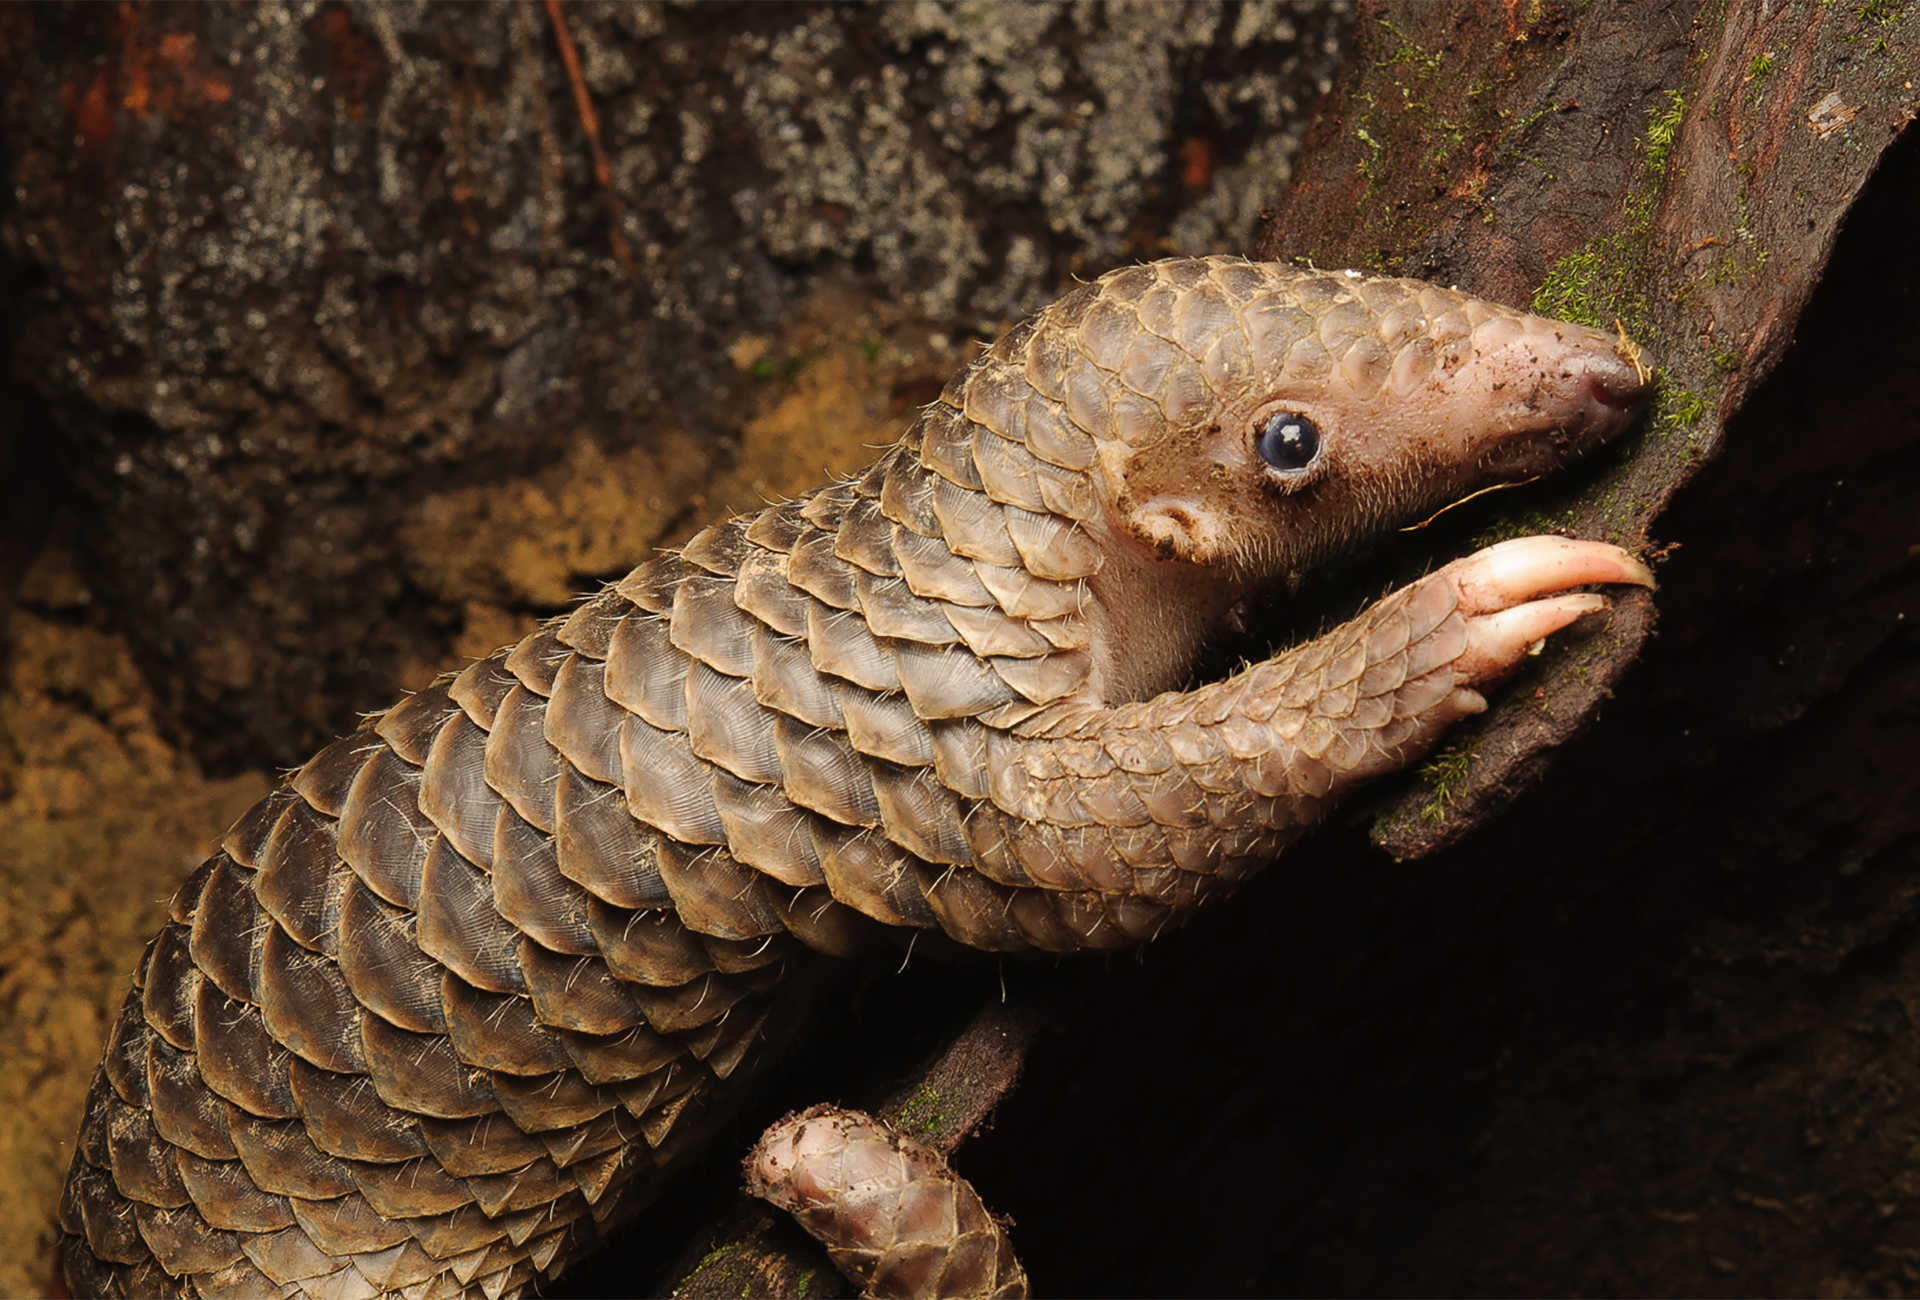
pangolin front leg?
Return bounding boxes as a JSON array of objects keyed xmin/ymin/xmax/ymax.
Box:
[
  {"xmin": 58, "ymin": 257, "xmax": 1651, "ymax": 1300},
  {"xmin": 928, "ymin": 535, "xmax": 1655, "ymax": 956}
]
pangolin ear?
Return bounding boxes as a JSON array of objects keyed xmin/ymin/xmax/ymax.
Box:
[{"xmin": 1121, "ymin": 494, "xmax": 1233, "ymax": 566}]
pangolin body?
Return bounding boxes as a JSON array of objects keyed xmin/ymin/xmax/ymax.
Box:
[{"xmin": 60, "ymin": 256, "xmax": 1651, "ymax": 1299}]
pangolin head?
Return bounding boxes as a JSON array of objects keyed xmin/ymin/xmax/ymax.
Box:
[{"xmin": 1051, "ymin": 258, "xmax": 1653, "ymax": 587}]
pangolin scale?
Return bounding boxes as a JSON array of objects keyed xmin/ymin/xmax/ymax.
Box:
[{"xmin": 59, "ymin": 256, "xmax": 1650, "ymax": 1299}]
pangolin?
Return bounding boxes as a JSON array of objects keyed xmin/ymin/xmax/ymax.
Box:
[{"xmin": 58, "ymin": 255, "xmax": 1653, "ymax": 1300}]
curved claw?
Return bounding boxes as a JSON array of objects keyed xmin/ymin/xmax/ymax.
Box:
[
  {"xmin": 1444, "ymin": 535, "xmax": 1654, "ymax": 617},
  {"xmin": 1455, "ymin": 591, "xmax": 1609, "ymax": 684},
  {"xmin": 1433, "ymin": 535, "xmax": 1653, "ymax": 687}
]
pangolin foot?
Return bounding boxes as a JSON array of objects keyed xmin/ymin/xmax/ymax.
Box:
[
  {"xmin": 1439, "ymin": 534, "xmax": 1655, "ymax": 689},
  {"xmin": 748, "ymin": 1106, "xmax": 1029, "ymax": 1300}
]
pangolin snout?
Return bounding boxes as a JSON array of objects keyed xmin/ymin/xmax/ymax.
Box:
[{"xmin": 1469, "ymin": 329, "xmax": 1656, "ymax": 482}]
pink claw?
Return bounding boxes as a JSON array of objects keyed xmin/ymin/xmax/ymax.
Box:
[
  {"xmin": 1454, "ymin": 591, "xmax": 1610, "ymax": 683},
  {"xmin": 1445, "ymin": 535, "xmax": 1654, "ymax": 617},
  {"xmin": 1435, "ymin": 535, "xmax": 1654, "ymax": 686}
]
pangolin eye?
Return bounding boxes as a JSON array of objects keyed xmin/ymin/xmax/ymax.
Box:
[{"xmin": 1256, "ymin": 412, "xmax": 1320, "ymax": 473}]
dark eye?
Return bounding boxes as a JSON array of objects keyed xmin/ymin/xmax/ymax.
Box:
[{"xmin": 1256, "ymin": 412, "xmax": 1320, "ymax": 473}]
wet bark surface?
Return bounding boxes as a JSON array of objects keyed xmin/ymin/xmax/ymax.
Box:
[{"xmin": 5, "ymin": 0, "xmax": 1920, "ymax": 1296}]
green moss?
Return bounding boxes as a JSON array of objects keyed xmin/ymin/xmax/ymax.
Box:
[
  {"xmin": 1644, "ymin": 90, "xmax": 1686, "ymax": 179},
  {"xmin": 1513, "ymin": 150, "xmax": 1557, "ymax": 182},
  {"xmin": 1471, "ymin": 505, "xmax": 1580, "ymax": 550},
  {"xmin": 1706, "ymin": 243, "xmax": 1767, "ymax": 285},
  {"xmin": 750, "ymin": 350, "xmax": 815, "ymax": 382},
  {"xmin": 893, "ymin": 1082, "xmax": 960, "ymax": 1141},
  {"xmin": 1380, "ymin": 18, "xmax": 1445, "ymax": 75},
  {"xmin": 1747, "ymin": 52, "xmax": 1775, "ymax": 77},
  {"xmin": 1531, "ymin": 90, "xmax": 1692, "ymax": 341},
  {"xmin": 1419, "ymin": 740, "xmax": 1478, "ymax": 823},
  {"xmin": 1350, "ymin": 18, "xmax": 1456, "ymax": 198},
  {"xmin": 1531, "ymin": 242, "xmax": 1631, "ymax": 331},
  {"xmin": 1655, "ymin": 386, "xmax": 1712, "ymax": 436},
  {"xmin": 1355, "ymin": 126, "xmax": 1386, "ymax": 192},
  {"xmin": 673, "ymin": 1245, "xmax": 743, "ymax": 1297},
  {"xmin": 1429, "ymin": 119, "xmax": 1470, "ymax": 169}
]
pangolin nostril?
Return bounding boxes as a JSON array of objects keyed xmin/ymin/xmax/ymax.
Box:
[{"xmin": 1585, "ymin": 348, "xmax": 1654, "ymax": 412}]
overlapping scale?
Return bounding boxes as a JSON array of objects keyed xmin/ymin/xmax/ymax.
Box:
[
  {"xmin": 290, "ymin": 1058, "xmax": 428, "ymax": 1163},
  {"xmin": 414, "ymin": 837, "xmax": 528, "ymax": 995},
  {"xmin": 482, "ymin": 687, "xmax": 559, "ymax": 834},
  {"xmin": 337, "ymin": 748, "xmax": 437, "ymax": 909},
  {"xmin": 552, "ymin": 767, "xmax": 673, "ymax": 910},
  {"xmin": 147, "ymin": 1036, "xmax": 236, "ymax": 1160},
  {"xmin": 338, "ymin": 879, "xmax": 447, "ymax": 1035}
]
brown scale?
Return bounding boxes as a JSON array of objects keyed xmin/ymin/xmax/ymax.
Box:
[
  {"xmin": 414, "ymin": 838, "xmax": 528, "ymax": 994},
  {"xmin": 337, "ymin": 881, "xmax": 446, "ymax": 1036},
  {"xmin": 146, "ymin": 1038, "xmax": 235, "ymax": 1161},
  {"xmin": 62, "ymin": 257, "xmax": 1652, "ymax": 1298},
  {"xmin": 336, "ymin": 748, "xmax": 437, "ymax": 910}
]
